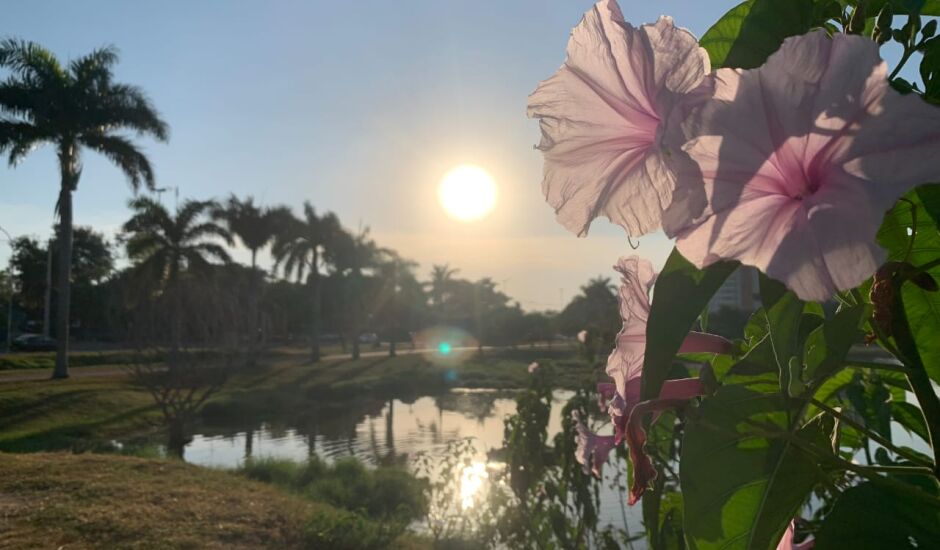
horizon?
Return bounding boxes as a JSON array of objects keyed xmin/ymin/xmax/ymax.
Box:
[{"xmin": 0, "ymin": 0, "xmax": 748, "ymax": 311}]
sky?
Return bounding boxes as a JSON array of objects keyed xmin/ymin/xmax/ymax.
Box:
[{"xmin": 2, "ymin": 0, "xmax": 749, "ymax": 310}]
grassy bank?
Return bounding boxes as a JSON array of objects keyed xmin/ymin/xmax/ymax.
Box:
[
  {"xmin": 0, "ymin": 452, "xmax": 427, "ymax": 549},
  {"xmin": 0, "ymin": 346, "xmax": 589, "ymax": 453}
]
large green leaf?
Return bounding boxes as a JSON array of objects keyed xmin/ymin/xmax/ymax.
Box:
[
  {"xmin": 877, "ymin": 188, "xmax": 940, "ymax": 384},
  {"xmin": 814, "ymin": 482, "xmax": 940, "ymax": 549},
  {"xmin": 759, "ymin": 282, "xmax": 804, "ymax": 395},
  {"xmin": 681, "ymin": 385, "xmax": 830, "ymax": 550},
  {"xmin": 699, "ymin": 0, "xmax": 819, "ymax": 69},
  {"xmin": 803, "ymin": 303, "xmax": 868, "ymax": 382},
  {"xmin": 640, "ymin": 248, "xmax": 737, "ymax": 401}
]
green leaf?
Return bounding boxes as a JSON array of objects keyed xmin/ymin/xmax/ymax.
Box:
[
  {"xmin": 681, "ymin": 385, "xmax": 830, "ymax": 550},
  {"xmin": 641, "ymin": 248, "xmax": 737, "ymax": 400},
  {"xmin": 814, "ymin": 482, "xmax": 940, "ymax": 549},
  {"xmin": 760, "ymin": 282, "xmax": 804, "ymax": 394},
  {"xmin": 877, "ymin": 189, "xmax": 940, "ymax": 384},
  {"xmin": 699, "ymin": 0, "xmax": 820, "ymax": 69},
  {"xmin": 803, "ymin": 303, "xmax": 868, "ymax": 382},
  {"xmin": 893, "ymin": 401, "xmax": 931, "ymax": 443}
]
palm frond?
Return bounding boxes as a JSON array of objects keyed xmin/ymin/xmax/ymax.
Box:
[{"xmin": 80, "ymin": 133, "xmax": 155, "ymax": 190}]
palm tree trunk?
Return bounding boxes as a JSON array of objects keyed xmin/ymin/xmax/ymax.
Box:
[
  {"xmin": 52, "ymin": 157, "xmax": 76, "ymax": 379},
  {"xmin": 250, "ymin": 249, "xmax": 262, "ymax": 349}
]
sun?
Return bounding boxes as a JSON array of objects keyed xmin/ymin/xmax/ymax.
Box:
[{"xmin": 438, "ymin": 165, "xmax": 497, "ymax": 221}]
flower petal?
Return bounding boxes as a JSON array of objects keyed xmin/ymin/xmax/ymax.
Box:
[
  {"xmin": 667, "ymin": 30, "xmax": 940, "ymax": 301},
  {"xmin": 528, "ymin": 1, "xmax": 709, "ymax": 237}
]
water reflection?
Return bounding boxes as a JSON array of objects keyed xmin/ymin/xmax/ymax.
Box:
[{"xmin": 174, "ymin": 389, "xmax": 640, "ymax": 530}]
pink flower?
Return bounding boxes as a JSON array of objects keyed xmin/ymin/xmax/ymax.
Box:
[
  {"xmin": 601, "ymin": 256, "xmax": 732, "ymax": 503},
  {"xmin": 528, "ymin": 362, "xmax": 539, "ymax": 373},
  {"xmin": 666, "ymin": 31, "xmax": 940, "ymax": 301},
  {"xmin": 573, "ymin": 411, "xmax": 617, "ymax": 477},
  {"xmin": 527, "ymin": 0, "xmax": 710, "ymax": 238},
  {"xmin": 577, "ymin": 330, "xmax": 588, "ymax": 344}
]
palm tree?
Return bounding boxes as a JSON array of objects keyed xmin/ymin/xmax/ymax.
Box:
[
  {"xmin": 374, "ymin": 252, "xmax": 419, "ymax": 357},
  {"xmin": 123, "ymin": 197, "xmax": 231, "ymax": 291},
  {"xmin": 427, "ymin": 264, "xmax": 459, "ymax": 317},
  {"xmin": 212, "ymin": 195, "xmax": 282, "ymax": 273},
  {"xmin": 271, "ymin": 202, "xmax": 342, "ymax": 362},
  {"xmin": 332, "ymin": 227, "xmax": 382, "ymax": 359},
  {"xmin": 213, "ymin": 195, "xmax": 284, "ymax": 344},
  {"xmin": 0, "ymin": 39, "xmax": 168, "ymax": 378}
]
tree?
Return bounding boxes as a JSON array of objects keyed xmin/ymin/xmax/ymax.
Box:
[
  {"xmin": 122, "ymin": 197, "xmax": 230, "ymax": 293},
  {"xmin": 271, "ymin": 202, "xmax": 342, "ymax": 362},
  {"xmin": 9, "ymin": 227, "xmax": 114, "ymax": 327},
  {"xmin": 427, "ymin": 264, "xmax": 459, "ymax": 318},
  {"xmin": 212, "ymin": 195, "xmax": 282, "ymax": 273},
  {"xmin": 374, "ymin": 252, "xmax": 423, "ymax": 357},
  {"xmin": 557, "ymin": 276, "xmax": 619, "ymax": 339},
  {"xmin": 0, "ymin": 39, "xmax": 168, "ymax": 378},
  {"xmin": 213, "ymin": 195, "xmax": 285, "ymax": 344},
  {"xmin": 331, "ymin": 227, "xmax": 382, "ymax": 359}
]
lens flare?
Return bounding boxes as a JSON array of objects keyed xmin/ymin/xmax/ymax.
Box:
[{"xmin": 438, "ymin": 342, "xmax": 453, "ymax": 355}]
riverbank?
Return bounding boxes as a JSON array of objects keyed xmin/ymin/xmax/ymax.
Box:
[
  {"xmin": 0, "ymin": 345, "xmax": 589, "ymax": 453},
  {"xmin": 0, "ymin": 452, "xmax": 428, "ymax": 549}
]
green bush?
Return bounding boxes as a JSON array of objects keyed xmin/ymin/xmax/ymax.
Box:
[{"xmin": 239, "ymin": 455, "xmax": 428, "ymax": 537}]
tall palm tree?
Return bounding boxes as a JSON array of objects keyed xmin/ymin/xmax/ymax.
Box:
[
  {"xmin": 0, "ymin": 39, "xmax": 168, "ymax": 378},
  {"xmin": 213, "ymin": 195, "xmax": 284, "ymax": 344},
  {"xmin": 123, "ymin": 197, "xmax": 231, "ymax": 291},
  {"xmin": 374, "ymin": 252, "xmax": 419, "ymax": 357},
  {"xmin": 427, "ymin": 264, "xmax": 459, "ymax": 317},
  {"xmin": 212, "ymin": 195, "xmax": 281, "ymax": 272},
  {"xmin": 271, "ymin": 202, "xmax": 342, "ymax": 362},
  {"xmin": 332, "ymin": 227, "xmax": 382, "ymax": 359}
]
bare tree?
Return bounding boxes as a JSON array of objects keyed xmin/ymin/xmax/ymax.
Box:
[{"xmin": 127, "ymin": 273, "xmax": 250, "ymax": 457}]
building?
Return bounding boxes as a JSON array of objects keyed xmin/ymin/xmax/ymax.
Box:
[{"xmin": 708, "ymin": 265, "xmax": 759, "ymax": 313}]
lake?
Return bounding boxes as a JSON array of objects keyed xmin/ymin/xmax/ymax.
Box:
[{"xmin": 179, "ymin": 388, "xmax": 645, "ymax": 537}]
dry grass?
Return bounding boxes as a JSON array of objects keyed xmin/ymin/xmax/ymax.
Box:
[{"xmin": 0, "ymin": 452, "xmax": 318, "ymax": 549}]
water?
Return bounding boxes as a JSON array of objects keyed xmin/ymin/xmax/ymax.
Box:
[{"xmin": 179, "ymin": 388, "xmax": 644, "ymax": 535}]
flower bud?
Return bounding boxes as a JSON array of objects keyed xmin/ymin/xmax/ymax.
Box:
[{"xmin": 923, "ymin": 19, "xmax": 938, "ymax": 39}]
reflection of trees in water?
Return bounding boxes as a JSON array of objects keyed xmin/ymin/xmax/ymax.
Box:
[{"xmin": 434, "ymin": 391, "xmax": 510, "ymax": 422}]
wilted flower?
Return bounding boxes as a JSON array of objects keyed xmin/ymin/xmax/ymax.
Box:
[
  {"xmin": 527, "ymin": 0, "xmax": 710, "ymax": 238},
  {"xmin": 577, "ymin": 329, "xmax": 588, "ymax": 344},
  {"xmin": 527, "ymin": 362, "xmax": 539, "ymax": 373},
  {"xmin": 667, "ymin": 30, "xmax": 940, "ymax": 301},
  {"xmin": 601, "ymin": 256, "xmax": 732, "ymax": 503},
  {"xmin": 573, "ymin": 411, "xmax": 616, "ymax": 477}
]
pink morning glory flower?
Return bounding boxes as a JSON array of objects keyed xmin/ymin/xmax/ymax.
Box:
[
  {"xmin": 573, "ymin": 411, "xmax": 617, "ymax": 477},
  {"xmin": 528, "ymin": 362, "xmax": 539, "ymax": 373},
  {"xmin": 577, "ymin": 330, "xmax": 588, "ymax": 344},
  {"xmin": 527, "ymin": 0, "xmax": 710, "ymax": 238},
  {"xmin": 595, "ymin": 256, "xmax": 732, "ymax": 503},
  {"xmin": 666, "ymin": 30, "xmax": 940, "ymax": 301}
]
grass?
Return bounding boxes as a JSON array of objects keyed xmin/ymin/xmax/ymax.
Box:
[
  {"xmin": 0, "ymin": 345, "xmax": 589, "ymax": 454},
  {"xmin": 0, "ymin": 452, "xmax": 428, "ymax": 549}
]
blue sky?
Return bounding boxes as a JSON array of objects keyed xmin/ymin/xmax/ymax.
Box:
[{"xmin": 2, "ymin": 1, "xmax": 756, "ymax": 310}]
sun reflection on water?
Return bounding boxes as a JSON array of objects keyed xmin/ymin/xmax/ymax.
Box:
[{"xmin": 459, "ymin": 461, "xmax": 489, "ymax": 510}]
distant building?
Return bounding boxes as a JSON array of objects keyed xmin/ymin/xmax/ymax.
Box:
[{"xmin": 708, "ymin": 265, "xmax": 759, "ymax": 313}]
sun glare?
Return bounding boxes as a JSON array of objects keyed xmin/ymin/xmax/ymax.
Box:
[{"xmin": 438, "ymin": 165, "xmax": 497, "ymax": 221}]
